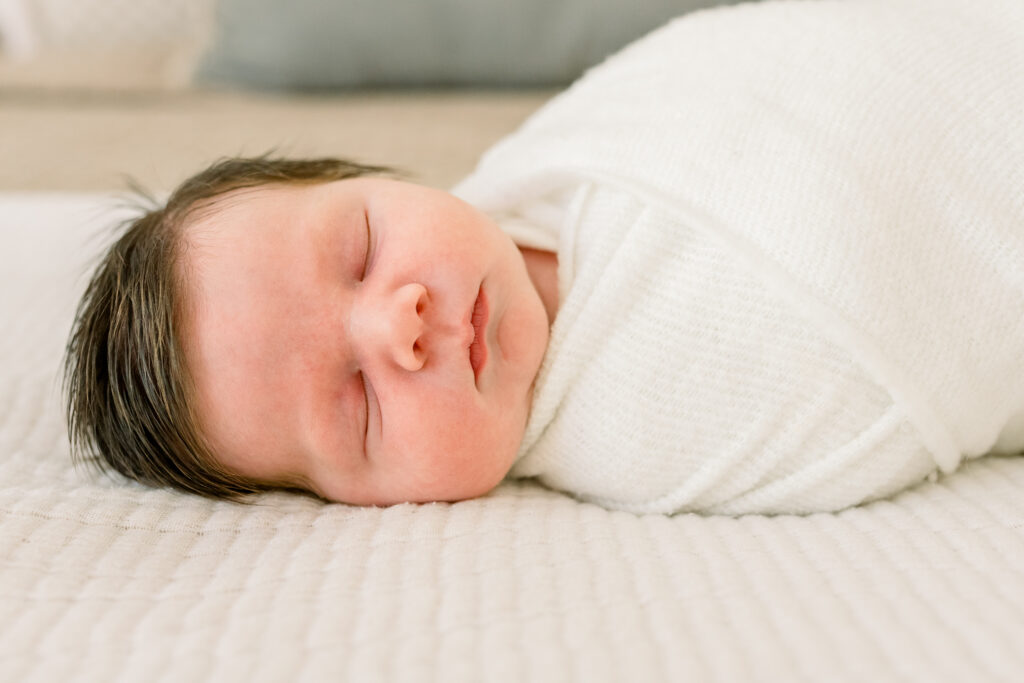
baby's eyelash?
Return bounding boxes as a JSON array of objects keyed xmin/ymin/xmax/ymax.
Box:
[
  {"xmin": 360, "ymin": 211, "xmax": 371, "ymax": 281},
  {"xmin": 359, "ymin": 371, "xmax": 369, "ymax": 454}
]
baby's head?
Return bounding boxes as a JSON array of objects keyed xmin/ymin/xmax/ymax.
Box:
[{"xmin": 64, "ymin": 156, "xmax": 551, "ymax": 505}]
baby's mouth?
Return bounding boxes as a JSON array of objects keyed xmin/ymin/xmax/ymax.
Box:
[{"xmin": 469, "ymin": 285, "xmax": 488, "ymax": 382}]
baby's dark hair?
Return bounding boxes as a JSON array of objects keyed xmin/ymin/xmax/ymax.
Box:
[{"xmin": 63, "ymin": 155, "xmax": 393, "ymax": 499}]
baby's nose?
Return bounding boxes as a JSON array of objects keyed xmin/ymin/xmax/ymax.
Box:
[{"xmin": 360, "ymin": 282, "xmax": 427, "ymax": 372}]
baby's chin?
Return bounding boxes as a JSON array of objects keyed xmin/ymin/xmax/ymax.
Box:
[
  {"xmin": 322, "ymin": 482, "xmax": 503, "ymax": 507},
  {"xmin": 307, "ymin": 453, "xmax": 512, "ymax": 508},
  {"xmin": 400, "ymin": 469, "xmax": 512, "ymax": 506}
]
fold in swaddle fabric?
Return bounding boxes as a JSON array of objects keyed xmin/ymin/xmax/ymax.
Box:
[{"xmin": 454, "ymin": 0, "xmax": 1024, "ymax": 514}]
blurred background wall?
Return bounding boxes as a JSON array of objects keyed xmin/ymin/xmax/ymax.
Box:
[{"xmin": 0, "ymin": 0, "xmax": 738, "ymax": 191}]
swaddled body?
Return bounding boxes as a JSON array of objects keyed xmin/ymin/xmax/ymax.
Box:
[{"xmin": 454, "ymin": 0, "xmax": 1024, "ymax": 514}]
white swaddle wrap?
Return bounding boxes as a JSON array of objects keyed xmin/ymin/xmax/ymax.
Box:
[{"xmin": 453, "ymin": 0, "xmax": 1024, "ymax": 514}]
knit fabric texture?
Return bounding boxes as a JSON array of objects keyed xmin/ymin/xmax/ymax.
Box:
[{"xmin": 455, "ymin": 0, "xmax": 1024, "ymax": 514}]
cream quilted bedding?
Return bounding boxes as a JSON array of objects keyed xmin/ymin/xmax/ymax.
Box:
[{"xmin": 2, "ymin": 193, "xmax": 1023, "ymax": 682}]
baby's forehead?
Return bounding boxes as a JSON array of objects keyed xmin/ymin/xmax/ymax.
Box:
[
  {"xmin": 175, "ymin": 186, "xmax": 297, "ymax": 338},
  {"xmin": 175, "ymin": 180, "xmax": 376, "ymax": 493},
  {"xmin": 176, "ymin": 190, "xmax": 319, "ymax": 474}
]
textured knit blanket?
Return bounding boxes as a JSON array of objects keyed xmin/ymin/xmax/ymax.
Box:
[{"xmin": 454, "ymin": 0, "xmax": 1024, "ymax": 514}]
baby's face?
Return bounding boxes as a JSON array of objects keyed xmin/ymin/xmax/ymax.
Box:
[{"xmin": 180, "ymin": 178, "xmax": 551, "ymax": 505}]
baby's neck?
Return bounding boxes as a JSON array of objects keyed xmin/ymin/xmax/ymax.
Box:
[{"xmin": 518, "ymin": 247, "xmax": 559, "ymax": 325}]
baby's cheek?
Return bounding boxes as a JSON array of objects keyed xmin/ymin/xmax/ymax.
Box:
[{"xmin": 409, "ymin": 411, "xmax": 512, "ymax": 500}]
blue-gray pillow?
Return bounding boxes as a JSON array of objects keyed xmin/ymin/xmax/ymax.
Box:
[{"xmin": 196, "ymin": 0, "xmax": 740, "ymax": 89}]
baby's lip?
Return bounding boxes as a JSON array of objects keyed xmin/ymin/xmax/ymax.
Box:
[{"xmin": 469, "ymin": 285, "xmax": 488, "ymax": 383}]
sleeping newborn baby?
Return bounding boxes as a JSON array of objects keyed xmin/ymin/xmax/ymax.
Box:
[
  {"xmin": 65, "ymin": 0, "xmax": 1024, "ymax": 514},
  {"xmin": 173, "ymin": 170, "xmax": 556, "ymax": 507}
]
